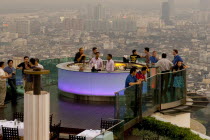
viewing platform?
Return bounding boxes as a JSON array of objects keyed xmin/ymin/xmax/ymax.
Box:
[{"xmin": 1, "ymin": 57, "xmax": 209, "ymax": 140}]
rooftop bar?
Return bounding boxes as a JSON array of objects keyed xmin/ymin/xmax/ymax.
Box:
[{"xmin": 56, "ymin": 61, "xmax": 145, "ymax": 101}]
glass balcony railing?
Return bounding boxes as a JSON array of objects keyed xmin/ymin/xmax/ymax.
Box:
[
  {"xmin": 141, "ymin": 74, "xmax": 161, "ymax": 117},
  {"xmin": 115, "ymin": 85, "xmax": 141, "ymax": 123},
  {"xmin": 160, "ymin": 70, "xmax": 187, "ymax": 104},
  {"xmin": 115, "ymin": 69, "xmax": 187, "ymax": 129}
]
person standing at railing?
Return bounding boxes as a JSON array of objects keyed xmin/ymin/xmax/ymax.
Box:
[
  {"xmin": 143, "ymin": 47, "xmax": 151, "ymax": 65},
  {"xmin": 172, "ymin": 61, "xmax": 186, "ymax": 100},
  {"xmin": 136, "ymin": 67, "xmax": 147, "ymax": 81},
  {"xmin": 136, "ymin": 67, "xmax": 148, "ymax": 94},
  {"xmin": 4, "ymin": 60, "xmax": 17, "ymax": 105},
  {"xmin": 35, "ymin": 58, "xmax": 44, "ymax": 69},
  {"xmin": 16, "ymin": 56, "xmax": 31, "ymax": 88},
  {"xmin": 172, "ymin": 49, "xmax": 183, "ymax": 65},
  {"xmin": 125, "ymin": 67, "xmax": 142, "ymax": 88},
  {"xmin": 124, "ymin": 67, "xmax": 143, "ymax": 118},
  {"xmin": 130, "ymin": 50, "xmax": 141, "ymax": 63},
  {"xmin": 172, "ymin": 61, "xmax": 186, "ymax": 72},
  {"xmin": 150, "ymin": 51, "xmax": 159, "ymax": 65},
  {"xmin": 155, "ymin": 53, "xmax": 173, "ymax": 102},
  {"xmin": 89, "ymin": 52, "xmax": 103, "ymax": 71},
  {"xmin": 74, "ymin": 48, "xmax": 86, "ymax": 63},
  {"xmin": 0, "ymin": 61, "xmax": 12, "ymax": 108},
  {"xmin": 155, "ymin": 53, "xmax": 173, "ymax": 73},
  {"xmin": 106, "ymin": 54, "xmax": 115, "ymax": 72}
]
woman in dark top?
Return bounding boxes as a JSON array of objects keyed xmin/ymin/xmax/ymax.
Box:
[
  {"xmin": 172, "ymin": 61, "xmax": 186, "ymax": 100},
  {"xmin": 172, "ymin": 61, "xmax": 185, "ymax": 71}
]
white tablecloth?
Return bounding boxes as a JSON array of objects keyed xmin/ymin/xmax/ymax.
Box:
[
  {"xmin": 77, "ymin": 130, "xmax": 114, "ymax": 140},
  {"xmin": 0, "ymin": 120, "xmax": 24, "ymax": 136}
]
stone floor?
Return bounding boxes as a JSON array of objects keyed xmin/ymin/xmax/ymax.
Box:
[{"xmin": 0, "ymin": 85, "xmax": 115, "ymax": 130}]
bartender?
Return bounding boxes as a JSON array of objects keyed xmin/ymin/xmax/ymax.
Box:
[
  {"xmin": 89, "ymin": 52, "xmax": 103, "ymax": 71},
  {"xmin": 130, "ymin": 50, "xmax": 141, "ymax": 63},
  {"xmin": 74, "ymin": 48, "xmax": 86, "ymax": 63},
  {"xmin": 106, "ymin": 54, "xmax": 114, "ymax": 72}
]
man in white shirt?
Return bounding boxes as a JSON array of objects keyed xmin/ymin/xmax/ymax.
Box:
[
  {"xmin": 106, "ymin": 54, "xmax": 115, "ymax": 72},
  {"xmin": 0, "ymin": 62, "xmax": 12, "ymax": 108},
  {"xmin": 156, "ymin": 53, "xmax": 173, "ymax": 73},
  {"xmin": 35, "ymin": 58, "xmax": 44, "ymax": 69},
  {"xmin": 89, "ymin": 52, "xmax": 103, "ymax": 71},
  {"xmin": 155, "ymin": 53, "xmax": 173, "ymax": 102}
]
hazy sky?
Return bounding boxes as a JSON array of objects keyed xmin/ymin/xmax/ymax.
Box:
[{"xmin": 0, "ymin": 0, "xmax": 200, "ymax": 9}]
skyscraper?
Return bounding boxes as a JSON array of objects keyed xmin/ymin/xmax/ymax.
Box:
[
  {"xmin": 161, "ymin": 2, "xmax": 171, "ymax": 25},
  {"xmin": 93, "ymin": 4, "xmax": 105, "ymax": 20}
]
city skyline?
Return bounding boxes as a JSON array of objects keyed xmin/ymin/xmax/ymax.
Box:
[{"xmin": 0, "ymin": 0, "xmax": 202, "ymax": 10}]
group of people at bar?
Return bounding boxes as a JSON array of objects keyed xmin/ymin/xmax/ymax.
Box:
[
  {"xmin": 125, "ymin": 48, "xmax": 186, "ymax": 88},
  {"xmin": 0, "ymin": 47, "xmax": 185, "ymax": 108},
  {"xmin": 74, "ymin": 47, "xmax": 115, "ymax": 72},
  {"xmin": 0, "ymin": 57, "xmax": 43, "ymax": 108}
]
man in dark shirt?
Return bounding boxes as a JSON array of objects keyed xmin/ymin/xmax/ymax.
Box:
[
  {"xmin": 4, "ymin": 60, "xmax": 17, "ymax": 104},
  {"xmin": 17, "ymin": 56, "xmax": 30, "ymax": 77},
  {"xmin": 74, "ymin": 48, "xmax": 86, "ymax": 63},
  {"xmin": 130, "ymin": 50, "xmax": 141, "ymax": 63},
  {"xmin": 25, "ymin": 58, "xmax": 37, "ymax": 92},
  {"xmin": 144, "ymin": 47, "xmax": 151, "ymax": 64},
  {"xmin": 125, "ymin": 67, "xmax": 142, "ymax": 88}
]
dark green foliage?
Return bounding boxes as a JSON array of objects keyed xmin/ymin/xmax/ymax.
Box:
[{"xmin": 136, "ymin": 117, "xmax": 206, "ymax": 140}]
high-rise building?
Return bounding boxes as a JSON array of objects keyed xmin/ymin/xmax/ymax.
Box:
[
  {"xmin": 30, "ymin": 20, "xmax": 41, "ymax": 35},
  {"xmin": 15, "ymin": 19, "xmax": 31, "ymax": 35},
  {"xmin": 168, "ymin": 0, "xmax": 175, "ymax": 16},
  {"xmin": 161, "ymin": 2, "xmax": 171, "ymax": 25},
  {"xmin": 93, "ymin": 4, "xmax": 105, "ymax": 20},
  {"xmin": 200, "ymin": 0, "xmax": 210, "ymax": 11},
  {"xmin": 8, "ymin": 19, "xmax": 31, "ymax": 35}
]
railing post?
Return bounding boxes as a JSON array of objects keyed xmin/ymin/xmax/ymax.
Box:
[
  {"xmin": 138, "ymin": 83, "xmax": 143, "ymax": 122},
  {"xmin": 158, "ymin": 73, "xmax": 162, "ymax": 111},
  {"xmin": 115, "ymin": 92, "xmax": 120, "ymax": 119},
  {"xmin": 184, "ymin": 69, "xmax": 187, "ymax": 104}
]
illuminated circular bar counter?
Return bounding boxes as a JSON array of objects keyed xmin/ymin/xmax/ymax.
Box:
[{"xmin": 56, "ymin": 62, "xmax": 145, "ymax": 101}]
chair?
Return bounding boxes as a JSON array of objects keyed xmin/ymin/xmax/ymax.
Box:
[
  {"xmin": 13, "ymin": 112, "xmax": 24, "ymax": 122},
  {"xmin": 69, "ymin": 135, "xmax": 86, "ymax": 140},
  {"xmin": 2, "ymin": 126, "xmax": 20, "ymax": 140},
  {"xmin": 100, "ymin": 118, "xmax": 118, "ymax": 130},
  {"xmin": 50, "ymin": 121, "xmax": 61, "ymax": 140}
]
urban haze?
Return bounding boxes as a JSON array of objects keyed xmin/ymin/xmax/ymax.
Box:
[{"xmin": 0, "ymin": 0, "xmax": 210, "ymax": 136}]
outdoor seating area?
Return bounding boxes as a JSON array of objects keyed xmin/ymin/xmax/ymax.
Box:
[{"xmin": 0, "ymin": 110, "xmax": 123, "ymax": 140}]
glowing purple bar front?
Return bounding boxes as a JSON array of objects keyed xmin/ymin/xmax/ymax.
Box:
[{"xmin": 57, "ymin": 63, "xmax": 129, "ymax": 96}]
